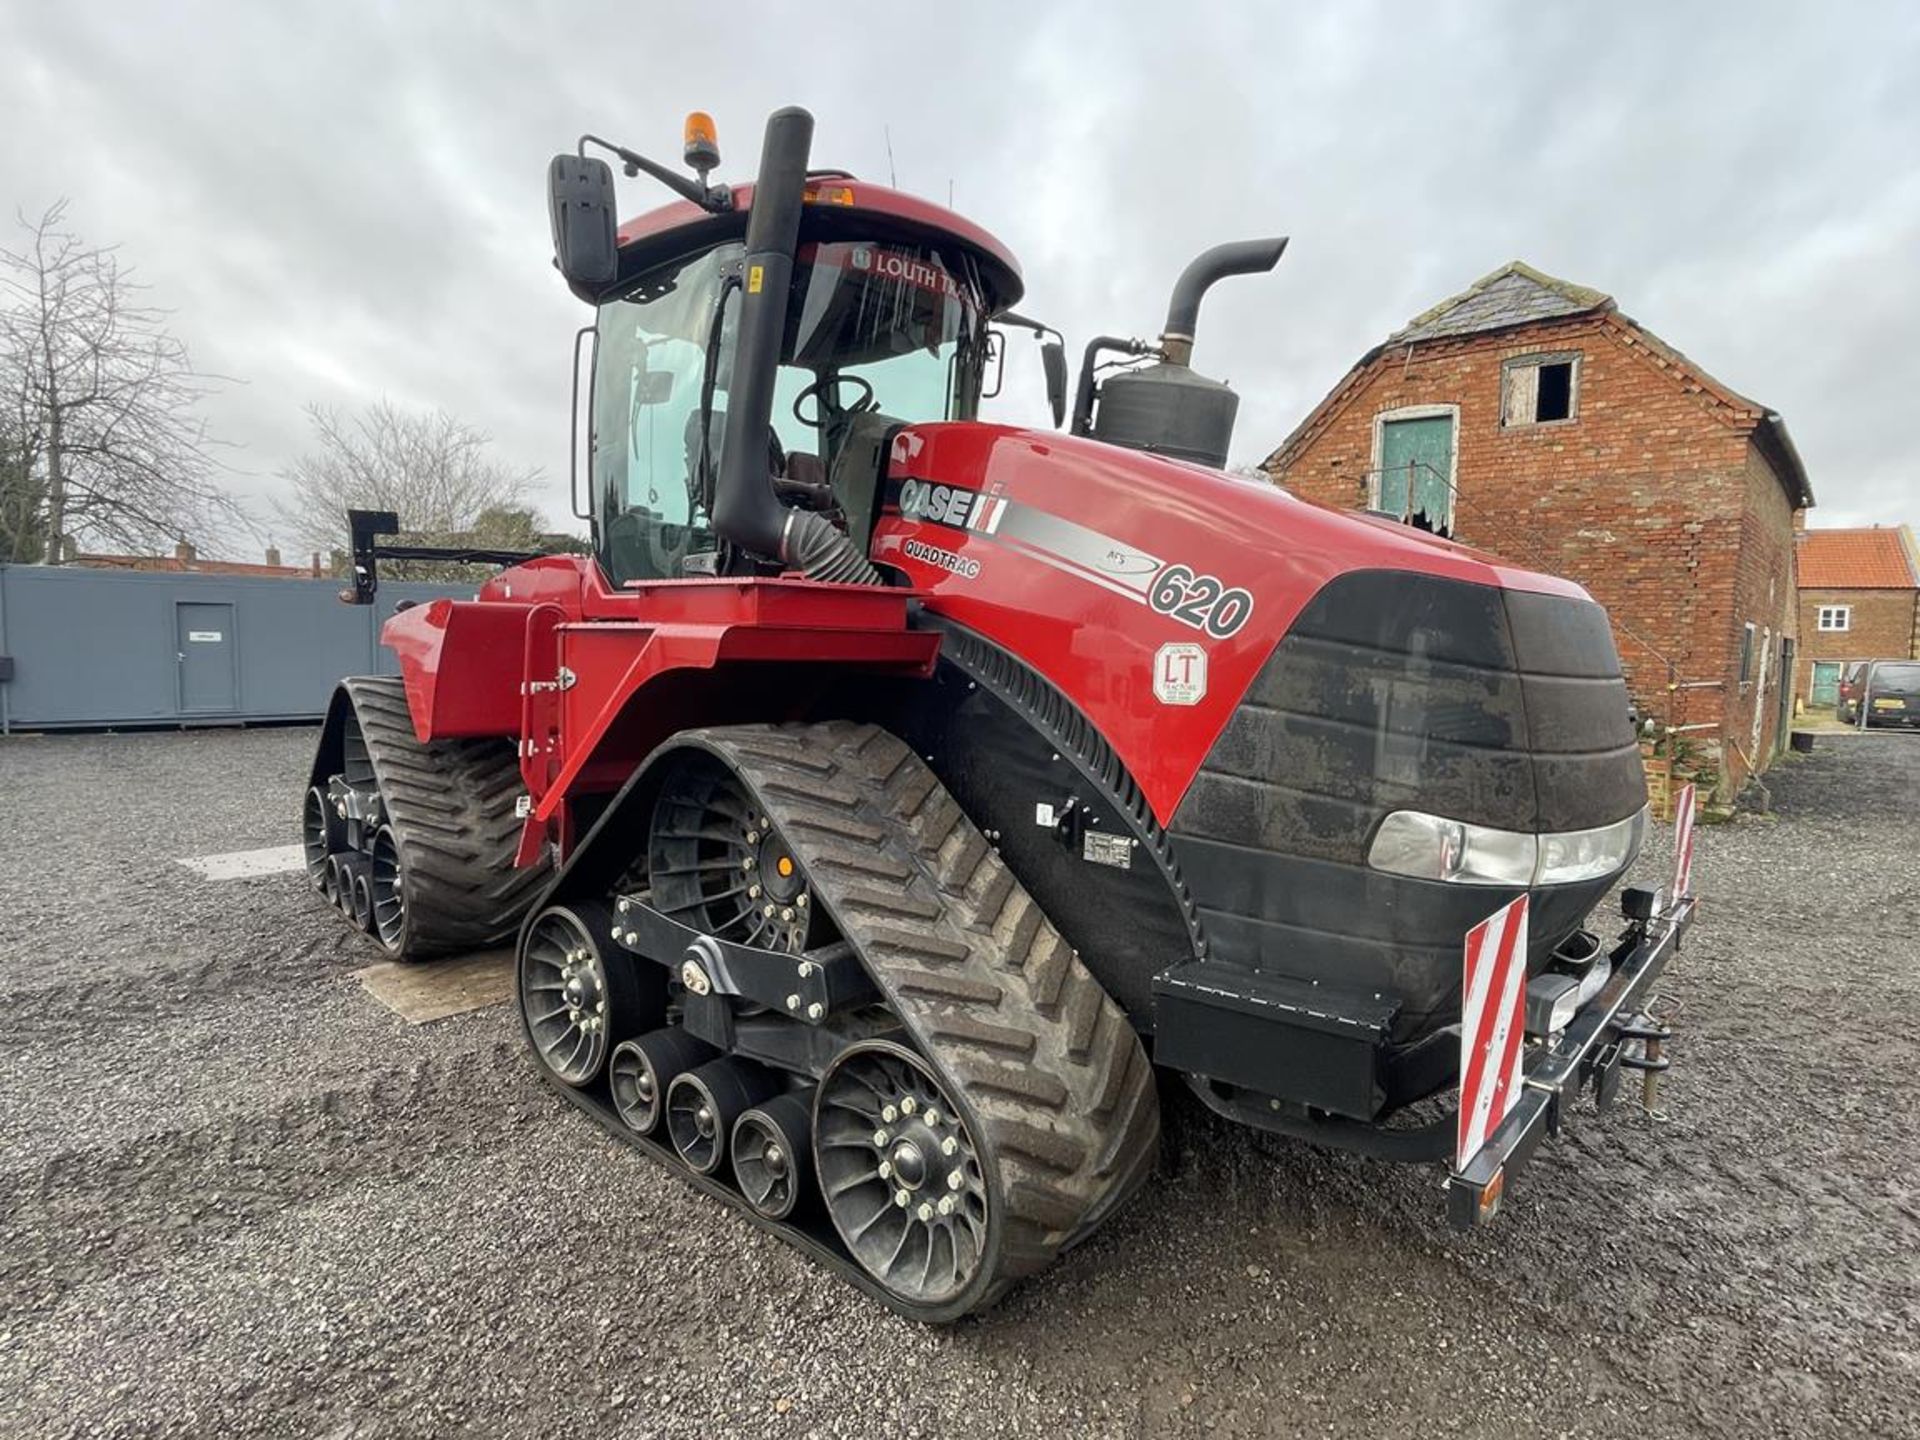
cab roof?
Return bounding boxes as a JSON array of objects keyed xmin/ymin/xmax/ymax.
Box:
[{"xmin": 611, "ymin": 177, "xmax": 1024, "ymax": 312}]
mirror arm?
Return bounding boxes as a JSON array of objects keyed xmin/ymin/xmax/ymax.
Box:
[
  {"xmin": 579, "ymin": 134, "xmax": 734, "ymax": 213},
  {"xmin": 998, "ymin": 312, "xmax": 1070, "ymax": 429},
  {"xmin": 997, "ymin": 310, "xmax": 1060, "ymax": 343}
]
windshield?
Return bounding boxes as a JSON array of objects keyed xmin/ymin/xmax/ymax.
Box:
[{"xmin": 593, "ymin": 237, "xmax": 987, "ymax": 585}]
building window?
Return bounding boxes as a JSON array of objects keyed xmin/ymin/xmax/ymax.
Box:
[
  {"xmin": 1739, "ymin": 623, "xmax": 1756, "ymax": 683},
  {"xmin": 1817, "ymin": 605, "xmax": 1851, "ymax": 632},
  {"xmin": 1501, "ymin": 353, "xmax": 1580, "ymax": 427}
]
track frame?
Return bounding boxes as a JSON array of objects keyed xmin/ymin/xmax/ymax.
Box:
[{"xmin": 517, "ymin": 720, "xmax": 1161, "ymax": 1322}]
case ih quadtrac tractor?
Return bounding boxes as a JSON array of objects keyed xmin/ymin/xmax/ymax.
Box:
[{"xmin": 304, "ymin": 107, "xmax": 1690, "ymax": 1321}]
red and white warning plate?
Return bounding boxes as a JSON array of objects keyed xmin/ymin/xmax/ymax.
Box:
[
  {"xmin": 1671, "ymin": 782, "xmax": 1698, "ymax": 903},
  {"xmin": 1456, "ymin": 892, "xmax": 1530, "ymax": 1172}
]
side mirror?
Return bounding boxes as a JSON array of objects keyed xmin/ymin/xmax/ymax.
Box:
[
  {"xmin": 547, "ymin": 154, "xmax": 619, "ymax": 294},
  {"xmin": 1040, "ymin": 337, "xmax": 1068, "ymax": 428}
]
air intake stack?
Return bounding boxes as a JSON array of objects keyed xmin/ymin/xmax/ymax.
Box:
[{"xmin": 1080, "ymin": 238, "xmax": 1287, "ymax": 469}]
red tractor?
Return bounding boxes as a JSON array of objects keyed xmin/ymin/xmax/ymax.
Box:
[{"xmin": 304, "ymin": 107, "xmax": 1689, "ymax": 1320}]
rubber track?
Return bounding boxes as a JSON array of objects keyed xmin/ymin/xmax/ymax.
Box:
[
  {"xmin": 342, "ymin": 677, "xmax": 551, "ymax": 959},
  {"xmin": 698, "ymin": 721, "xmax": 1161, "ymax": 1307}
]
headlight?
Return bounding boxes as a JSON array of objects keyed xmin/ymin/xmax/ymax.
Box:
[
  {"xmin": 1535, "ymin": 809, "xmax": 1644, "ymax": 885},
  {"xmin": 1367, "ymin": 811, "xmax": 1536, "ymax": 886},
  {"xmin": 1368, "ymin": 807, "xmax": 1646, "ymax": 888}
]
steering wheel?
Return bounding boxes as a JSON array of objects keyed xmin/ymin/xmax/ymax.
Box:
[{"xmin": 792, "ymin": 373, "xmax": 876, "ymax": 430}]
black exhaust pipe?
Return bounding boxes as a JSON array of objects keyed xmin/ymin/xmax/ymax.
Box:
[
  {"xmin": 710, "ymin": 106, "xmax": 880, "ymax": 584},
  {"xmin": 1081, "ymin": 236, "xmax": 1288, "ymax": 468},
  {"xmin": 1158, "ymin": 237, "xmax": 1287, "ymax": 366}
]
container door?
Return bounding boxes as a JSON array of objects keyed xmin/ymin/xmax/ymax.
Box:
[
  {"xmin": 1809, "ymin": 661, "xmax": 1839, "ymax": 707},
  {"xmin": 176, "ymin": 601, "xmax": 237, "ymax": 713},
  {"xmin": 1378, "ymin": 415, "xmax": 1454, "ymax": 530}
]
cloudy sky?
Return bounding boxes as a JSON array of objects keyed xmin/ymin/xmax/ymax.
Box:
[{"xmin": 4, "ymin": 1, "xmax": 1915, "ymax": 550}]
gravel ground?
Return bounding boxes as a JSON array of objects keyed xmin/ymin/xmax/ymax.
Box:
[{"xmin": 0, "ymin": 725, "xmax": 1914, "ymax": 1439}]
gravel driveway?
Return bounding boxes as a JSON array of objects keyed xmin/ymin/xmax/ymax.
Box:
[{"xmin": 1, "ymin": 726, "xmax": 1913, "ymax": 1439}]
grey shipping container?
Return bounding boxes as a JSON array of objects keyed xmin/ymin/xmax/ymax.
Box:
[{"xmin": 0, "ymin": 564, "xmax": 473, "ymax": 731}]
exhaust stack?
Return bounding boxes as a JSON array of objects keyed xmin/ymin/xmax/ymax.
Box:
[
  {"xmin": 710, "ymin": 106, "xmax": 881, "ymax": 583},
  {"xmin": 1085, "ymin": 237, "xmax": 1287, "ymax": 468}
]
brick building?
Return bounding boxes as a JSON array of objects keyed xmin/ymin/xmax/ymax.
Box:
[
  {"xmin": 1265, "ymin": 262, "xmax": 1813, "ymax": 799},
  {"xmin": 1793, "ymin": 524, "xmax": 1920, "ymax": 708}
]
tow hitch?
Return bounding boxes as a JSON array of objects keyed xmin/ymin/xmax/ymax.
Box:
[{"xmin": 1602, "ymin": 1014, "xmax": 1673, "ymax": 1113}]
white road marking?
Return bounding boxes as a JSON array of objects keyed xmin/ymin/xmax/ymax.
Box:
[{"xmin": 177, "ymin": 844, "xmax": 307, "ymax": 881}]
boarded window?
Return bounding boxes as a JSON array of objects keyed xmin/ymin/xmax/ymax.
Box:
[
  {"xmin": 1816, "ymin": 605, "xmax": 1850, "ymax": 632},
  {"xmin": 1501, "ymin": 354, "xmax": 1579, "ymax": 427}
]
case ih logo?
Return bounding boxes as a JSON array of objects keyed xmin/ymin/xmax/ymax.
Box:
[{"xmin": 898, "ymin": 478, "xmax": 1006, "ymax": 533}]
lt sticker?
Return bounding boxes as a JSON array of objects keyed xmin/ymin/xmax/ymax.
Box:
[{"xmin": 1153, "ymin": 642, "xmax": 1207, "ymax": 705}]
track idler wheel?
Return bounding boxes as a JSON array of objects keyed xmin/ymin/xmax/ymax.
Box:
[
  {"xmin": 666, "ymin": 1058, "xmax": 778, "ymax": 1176},
  {"xmin": 367, "ymin": 826, "xmax": 407, "ymax": 954},
  {"xmin": 301, "ymin": 786, "xmax": 337, "ymax": 892},
  {"xmin": 732, "ymin": 1092, "xmax": 815, "ymax": 1220},
  {"xmin": 609, "ymin": 1029, "xmax": 716, "ymax": 1135},
  {"xmin": 815, "ymin": 1040, "xmax": 990, "ymax": 1310},
  {"xmin": 518, "ymin": 904, "xmax": 655, "ymax": 1087}
]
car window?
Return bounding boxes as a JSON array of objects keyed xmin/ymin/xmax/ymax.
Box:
[{"xmin": 1871, "ymin": 662, "xmax": 1920, "ymax": 689}]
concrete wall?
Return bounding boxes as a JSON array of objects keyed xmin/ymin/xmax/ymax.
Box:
[
  {"xmin": 1269, "ymin": 314, "xmax": 1801, "ymax": 798},
  {"xmin": 0, "ymin": 565, "xmax": 471, "ymax": 730}
]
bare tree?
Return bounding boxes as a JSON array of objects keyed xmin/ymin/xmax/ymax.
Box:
[
  {"xmin": 274, "ymin": 399, "xmax": 562, "ymax": 577},
  {"xmin": 0, "ymin": 201, "xmax": 237, "ymax": 562}
]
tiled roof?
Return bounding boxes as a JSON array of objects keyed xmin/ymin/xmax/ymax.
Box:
[
  {"xmin": 1390, "ymin": 261, "xmax": 1612, "ymax": 343},
  {"xmin": 1796, "ymin": 526, "xmax": 1920, "ymax": 590},
  {"xmin": 1269, "ymin": 259, "xmax": 1814, "ymax": 510}
]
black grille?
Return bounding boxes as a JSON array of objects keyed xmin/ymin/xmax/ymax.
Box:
[{"xmin": 1168, "ymin": 569, "xmax": 1645, "ymax": 1040}]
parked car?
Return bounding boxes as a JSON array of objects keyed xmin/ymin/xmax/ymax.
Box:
[
  {"xmin": 1841, "ymin": 659, "xmax": 1920, "ymax": 728},
  {"xmin": 1836, "ymin": 661, "xmax": 1871, "ymax": 724}
]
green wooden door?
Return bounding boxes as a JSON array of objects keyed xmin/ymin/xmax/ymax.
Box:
[
  {"xmin": 1810, "ymin": 661, "xmax": 1840, "ymax": 707},
  {"xmin": 1379, "ymin": 415, "xmax": 1454, "ymax": 529}
]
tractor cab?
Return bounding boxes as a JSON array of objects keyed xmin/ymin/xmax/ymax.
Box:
[
  {"xmin": 550, "ymin": 118, "xmax": 1033, "ymax": 586},
  {"xmin": 592, "ymin": 228, "xmax": 996, "ymax": 584}
]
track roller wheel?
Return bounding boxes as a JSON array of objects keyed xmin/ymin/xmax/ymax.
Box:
[
  {"xmin": 330, "ymin": 855, "xmax": 361, "ymax": 916},
  {"xmin": 609, "ymin": 1029, "xmax": 716, "ymax": 1135},
  {"xmin": 815, "ymin": 1041, "xmax": 989, "ymax": 1308},
  {"xmin": 321, "ymin": 853, "xmax": 343, "ymax": 908},
  {"xmin": 348, "ymin": 868, "xmax": 375, "ymax": 932},
  {"xmin": 666, "ymin": 1058, "xmax": 779, "ymax": 1175},
  {"xmin": 518, "ymin": 904, "xmax": 652, "ymax": 1087},
  {"xmin": 302, "ymin": 786, "xmax": 336, "ymax": 892},
  {"xmin": 732, "ymin": 1092, "xmax": 815, "ymax": 1220}
]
